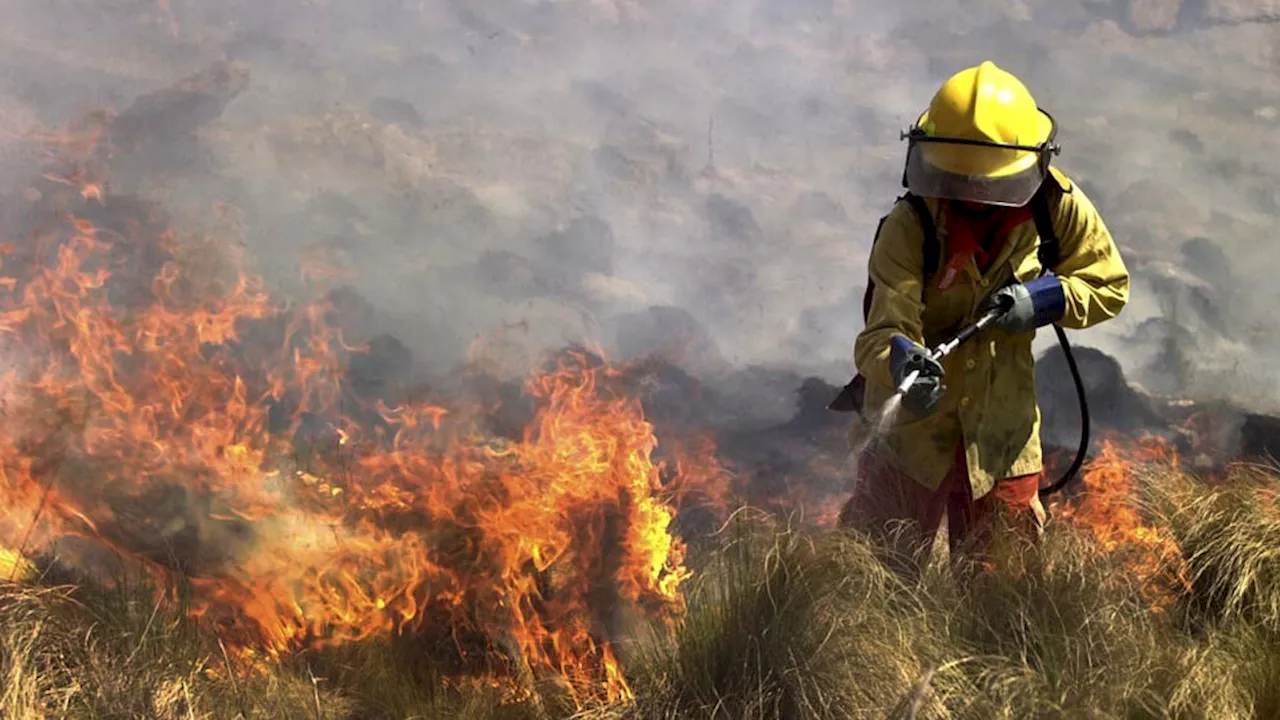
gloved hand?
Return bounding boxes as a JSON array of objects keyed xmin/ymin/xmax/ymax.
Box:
[
  {"xmin": 889, "ymin": 335, "xmax": 945, "ymax": 415},
  {"xmin": 981, "ymin": 274, "xmax": 1066, "ymax": 333}
]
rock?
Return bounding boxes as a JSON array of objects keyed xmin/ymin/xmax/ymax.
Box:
[
  {"xmin": 705, "ymin": 193, "xmax": 763, "ymax": 245},
  {"xmin": 1204, "ymin": 0, "xmax": 1280, "ymax": 22},
  {"xmin": 1127, "ymin": 0, "xmax": 1182, "ymax": 33}
]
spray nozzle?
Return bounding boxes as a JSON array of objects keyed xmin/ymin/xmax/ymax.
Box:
[{"xmin": 892, "ymin": 304, "xmax": 1009, "ymax": 397}]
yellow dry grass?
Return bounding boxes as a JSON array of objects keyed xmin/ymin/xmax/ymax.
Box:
[{"xmin": 0, "ymin": 459, "xmax": 1277, "ymax": 719}]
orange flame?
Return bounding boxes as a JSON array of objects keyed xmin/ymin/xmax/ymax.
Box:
[
  {"xmin": 1056, "ymin": 436, "xmax": 1191, "ymax": 611},
  {"xmin": 0, "ymin": 123, "xmax": 721, "ymax": 704}
]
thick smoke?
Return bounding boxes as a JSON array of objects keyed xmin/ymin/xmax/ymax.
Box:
[{"xmin": 2, "ymin": 0, "xmax": 1278, "ymax": 423}]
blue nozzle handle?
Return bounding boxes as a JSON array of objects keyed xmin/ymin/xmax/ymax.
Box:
[{"xmin": 894, "ymin": 306, "xmax": 1004, "ymax": 396}]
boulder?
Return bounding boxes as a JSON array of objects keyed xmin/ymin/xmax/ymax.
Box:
[{"xmin": 1036, "ymin": 344, "xmax": 1168, "ymax": 451}]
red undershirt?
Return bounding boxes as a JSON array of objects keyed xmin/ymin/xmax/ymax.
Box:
[{"xmin": 938, "ymin": 202, "xmax": 1033, "ymax": 285}]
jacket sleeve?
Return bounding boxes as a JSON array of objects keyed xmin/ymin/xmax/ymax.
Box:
[
  {"xmin": 854, "ymin": 203, "xmax": 928, "ymax": 388},
  {"xmin": 1050, "ymin": 177, "xmax": 1131, "ymax": 330}
]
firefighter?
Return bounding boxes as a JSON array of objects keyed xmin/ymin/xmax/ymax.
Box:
[{"xmin": 838, "ymin": 61, "xmax": 1130, "ymax": 566}]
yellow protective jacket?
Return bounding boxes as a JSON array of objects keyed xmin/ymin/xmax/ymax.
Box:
[{"xmin": 853, "ymin": 168, "xmax": 1130, "ymax": 498}]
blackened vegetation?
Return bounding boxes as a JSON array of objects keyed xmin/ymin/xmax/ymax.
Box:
[
  {"xmin": 11, "ymin": 167, "xmax": 1278, "ymax": 591},
  {"xmin": 533, "ymin": 215, "xmax": 617, "ymax": 294},
  {"xmin": 1036, "ymin": 345, "xmax": 1166, "ymax": 451},
  {"xmin": 705, "ymin": 193, "xmax": 763, "ymax": 246},
  {"xmin": 613, "ymin": 305, "xmax": 728, "ymax": 377},
  {"xmin": 108, "ymin": 60, "xmax": 251, "ymax": 178}
]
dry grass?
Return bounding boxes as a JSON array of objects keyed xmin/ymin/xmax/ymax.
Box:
[
  {"xmin": 618, "ymin": 461, "xmax": 1280, "ymax": 720},
  {"xmin": 0, "ymin": 570, "xmax": 542, "ymax": 719},
  {"xmin": 0, "ymin": 574, "xmax": 356, "ymax": 719},
  {"xmin": 2, "ymin": 461, "xmax": 1279, "ymax": 719}
]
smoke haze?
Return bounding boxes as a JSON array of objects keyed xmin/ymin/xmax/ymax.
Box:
[{"xmin": 3, "ymin": 0, "xmax": 1279, "ymax": 421}]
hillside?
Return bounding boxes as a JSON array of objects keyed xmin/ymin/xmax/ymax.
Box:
[{"xmin": 0, "ymin": 1, "xmax": 1279, "ymax": 718}]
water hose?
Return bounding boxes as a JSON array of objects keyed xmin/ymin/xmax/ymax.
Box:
[
  {"xmin": 1038, "ymin": 323, "xmax": 1089, "ymax": 500},
  {"xmin": 837, "ymin": 301, "xmax": 1091, "ymax": 500},
  {"xmin": 896, "ymin": 317, "xmax": 1091, "ymax": 500}
]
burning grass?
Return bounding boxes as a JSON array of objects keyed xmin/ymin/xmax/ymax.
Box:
[
  {"xmin": 0, "ymin": 177, "xmax": 709, "ymax": 707},
  {"xmin": 3, "ymin": 105, "xmax": 1280, "ymax": 719},
  {"xmin": 609, "ymin": 451, "xmax": 1280, "ymax": 720},
  {"xmin": 5, "ymin": 452, "xmax": 1280, "ymax": 718}
]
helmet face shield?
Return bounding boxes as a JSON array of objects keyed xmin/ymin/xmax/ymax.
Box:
[
  {"xmin": 904, "ymin": 139, "xmax": 1048, "ymax": 207},
  {"xmin": 901, "ymin": 108, "xmax": 1060, "ymax": 208}
]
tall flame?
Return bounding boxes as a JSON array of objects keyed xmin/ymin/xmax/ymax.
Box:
[
  {"xmin": 0, "ymin": 123, "xmax": 716, "ymax": 703},
  {"xmin": 1056, "ymin": 437, "xmax": 1191, "ymax": 611}
]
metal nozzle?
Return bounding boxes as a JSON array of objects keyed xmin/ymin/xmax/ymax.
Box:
[
  {"xmin": 893, "ymin": 305, "xmax": 1007, "ymax": 397},
  {"xmin": 894, "ymin": 368, "xmax": 921, "ymax": 396}
]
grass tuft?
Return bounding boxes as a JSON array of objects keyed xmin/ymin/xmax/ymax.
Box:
[{"xmin": 4, "ymin": 462, "xmax": 1280, "ymax": 718}]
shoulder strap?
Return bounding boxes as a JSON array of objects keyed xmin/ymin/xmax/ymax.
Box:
[
  {"xmin": 902, "ymin": 193, "xmax": 940, "ymax": 279},
  {"xmin": 864, "ymin": 185, "xmax": 1059, "ymax": 323},
  {"xmin": 861, "ymin": 194, "xmax": 939, "ymax": 321},
  {"xmin": 1030, "ymin": 182, "xmax": 1060, "ymax": 272},
  {"xmin": 861, "ymin": 215, "xmax": 891, "ymax": 321}
]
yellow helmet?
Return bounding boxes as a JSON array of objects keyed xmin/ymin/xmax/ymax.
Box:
[{"xmin": 903, "ymin": 61, "xmax": 1059, "ymax": 207}]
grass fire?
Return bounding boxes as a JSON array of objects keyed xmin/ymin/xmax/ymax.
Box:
[
  {"xmin": 0, "ymin": 150, "xmax": 700, "ymax": 706},
  {"xmin": 3, "ymin": 1, "xmax": 1280, "ymax": 718},
  {"xmin": 0, "ymin": 123, "xmax": 1276, "ymax": 719}
]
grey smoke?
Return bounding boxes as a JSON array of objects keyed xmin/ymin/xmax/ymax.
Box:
[{"xmin": 1, "ymin": 0, "xmax": 1278, "ymax": 421}]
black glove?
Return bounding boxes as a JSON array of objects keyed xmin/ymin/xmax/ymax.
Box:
[
  {"xmin": 981, "ymin": 275, "xmax": 1067, "ymax": 333},
  {"xmin": 888, "ymin": 335, "xmax": 945, "ymax": 415}
]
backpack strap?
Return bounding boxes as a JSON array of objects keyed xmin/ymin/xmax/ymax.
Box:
[
  {"xmin": 1030, "ymin": 182, "xmax": 1061, "ymax": 273},
  {"xmin": 860, "ymin": 194, "xmax": 938, "ymax": 322},
  {"xmin": 838, "ymin": 184, "xmax": 1061, "ymax": 414},
  {"xmin": 860, "ymin": 214, "xmax": 891, "ymax": 321},
  {"xmin": 902, "ymin": 193, "xmax": 940, "ymax": 280}
]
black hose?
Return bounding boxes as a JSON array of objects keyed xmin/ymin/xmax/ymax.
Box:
[{"xmin": 1038, "ymin": 323, "xmax": 1090, "ymax": 500}]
